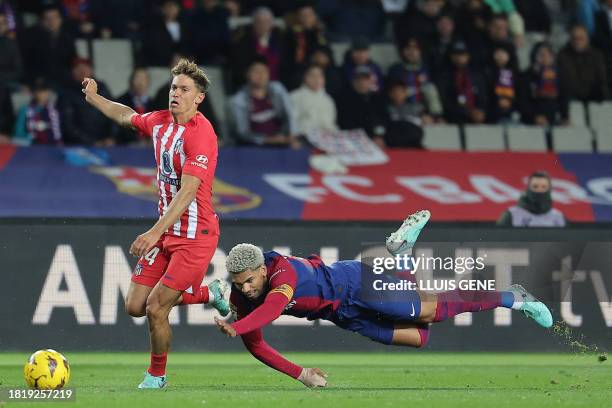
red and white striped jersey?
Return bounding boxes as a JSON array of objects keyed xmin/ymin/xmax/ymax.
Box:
[{"xmin": 131, "ymin": 110, "xmax": 218, "ymax": 239}]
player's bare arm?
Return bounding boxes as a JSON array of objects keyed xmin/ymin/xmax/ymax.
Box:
[
  {"xmin": 129, "ymin": 174, "xmax": 201, "ymax": 257},
  {"xmin": 82, "ymin": 77, "xmax": 137, "ymax": 128}
]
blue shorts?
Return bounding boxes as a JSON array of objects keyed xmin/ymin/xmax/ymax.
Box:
[{"xmin": 327, "ymin": 260, "xmax": 422, "ymax": 345}]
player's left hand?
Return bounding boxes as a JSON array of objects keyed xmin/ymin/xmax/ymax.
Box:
[
  {"xmin": 214, "ymin": 316, "xmax": 237, "ymax": 337},
  {"xmin": 129, "ymin": 229, "xmax": 162, "ymax": 258},
  {"xmin": 298, "ymin": 367, "xmax": 328, "ymax": 388}
]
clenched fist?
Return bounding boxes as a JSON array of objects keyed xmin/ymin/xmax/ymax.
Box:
[
  {"xmin": 82, "ymin": 77, "xmax": 98, "ymax": 102},
  {"xmin": 297, "ymin": 367, "xmax": 328, "ymax": 388}
]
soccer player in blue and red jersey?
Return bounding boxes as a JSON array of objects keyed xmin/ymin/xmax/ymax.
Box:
[{"xmin": 215, "ymin": 211, "xmax": 553, "ymax": 388}]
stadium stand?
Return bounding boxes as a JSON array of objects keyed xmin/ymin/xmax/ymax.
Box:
[
  {"xmin": 507, "ymin": 126, "xmax": 547, "ymax": 152},
  {"xmin": 422, "ymin": 124, "xmax": 461, "ymax": 151},
  {"xmin": 465, "ymin": 125, "xmax": 506, "ymax": 151},
  {"xmin": 552, "ymin": 126, "xmax": 594, "ymax": 152}
]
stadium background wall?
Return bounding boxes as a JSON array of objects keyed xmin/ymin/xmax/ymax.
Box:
[{"xmin": 1, "ymin": 220, "xmax": 610, "ymax": 352}]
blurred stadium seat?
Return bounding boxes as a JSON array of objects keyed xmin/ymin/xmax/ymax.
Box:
[
  {"xmin": 92, "ymin": 39, "xmax": 133, "ymax": 97},
  {"xmin": 569, "ymin": 101, "xmax": 587, "ymax": 127},
  {"xmin": 422, "ymin": 125, "xmax": 461, "ymax": 150},
  {"xmin": 590, "ymin": 102, "xmax": 612, "ymax": 152},
  {"xmin": 507, "ymin": 126, "xmax": 547, "ymax": 152},
  {"xmin": 75, "ymin": 39, "xmax": 89, "ymax": 59},
  {"xmin": 465, "ymin": 125, "xmax": 505, "ymax": 151},
  {"xmin": 552, "ymin": 126, "xmax": 593, "ymax": 152},
  {"xmin": 147, "ymin": 67, "xmax": 171, "ymax": 98}
]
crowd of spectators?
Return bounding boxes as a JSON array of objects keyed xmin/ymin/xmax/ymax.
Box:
[{"xmin": 0, "ymin": 0, "xmax": 610, "ymax": 148}]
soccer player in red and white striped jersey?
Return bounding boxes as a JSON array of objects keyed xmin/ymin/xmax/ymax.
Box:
[{"xmin": 82, "ymin": 59, "xmax": 228, "ymax": 388}]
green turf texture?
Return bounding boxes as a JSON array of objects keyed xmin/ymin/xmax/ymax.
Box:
[{"xmin": 0, "ymin": 352, "xmax": 610, "ymax": 408}]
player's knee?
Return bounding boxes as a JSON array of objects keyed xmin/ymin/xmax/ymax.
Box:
[
  {"xmin": 145, "ymin": 297, "xmax": 164, "ymax": 321},
  {"xmin": 125, "ymin": 298, "xmax": 145, "ymax": 317}
]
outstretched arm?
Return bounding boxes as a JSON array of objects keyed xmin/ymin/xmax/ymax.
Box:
[
  {"xmin": 82, "ymin": 77, "xmax": 136, "ymax": 128},
  {"xmin": 240, "ymin": 328, "xmax": 328, "ymax": 388}
]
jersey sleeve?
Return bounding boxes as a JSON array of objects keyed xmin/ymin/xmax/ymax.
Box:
[
  {"xmin": 130, "ymin": 111, "xmax": 159, "ymax": 137},
  {"xmin": 182, "ymin": 121, "xmax": 217, "ymax": 182},
  {"xmin": 240, "ymin": 328, "xmax": 303, "ymax": 379},
  {"xmin": 230, "ymin": 256, "xmax": 297, "ymax": 335}
]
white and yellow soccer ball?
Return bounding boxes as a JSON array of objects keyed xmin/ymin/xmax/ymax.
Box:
[{"xmin": 23, "ymin": 349, "xmax": 70, "ymax": 389}]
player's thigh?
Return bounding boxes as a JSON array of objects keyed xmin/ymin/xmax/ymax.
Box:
[
  {"xmin": 128, "ymin": 240, "xmax": 169, "ymax": 314},
  {"xmin": 131, "ymin": 238, "xmax": 168, "ymax": 289},
  {"xmin": 334, "ymin": 310, "xmax": 396, "ymax": 345},
  {"xmin": 161, "ymin": 236, "xmax": 219, "ymax": 293},
  {"xmin": 356, "ymin": 272, "xmax": 423, "ymax": 322}
]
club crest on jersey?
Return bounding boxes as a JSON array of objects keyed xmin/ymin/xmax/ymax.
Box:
[
  {"xmin": 162, "ymin": 151, "xmax": 173, "ymax": 175},
  {"xmin": 174, "ymin": 138, "xmax": 184, "ymax": 155}
]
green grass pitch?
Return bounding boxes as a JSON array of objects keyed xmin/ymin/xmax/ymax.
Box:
[{"xmin": 1, "ymin": 352, "xmax": 610, "ymax": 408}]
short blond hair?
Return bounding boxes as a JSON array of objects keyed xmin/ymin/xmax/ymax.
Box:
[
  {"xmin": 226, "ymin": 243, "xmax": 264, "ymax": 274},
  {"xmin": 171, "ymin": 59, "xmax": 210, "ymax": 93}
]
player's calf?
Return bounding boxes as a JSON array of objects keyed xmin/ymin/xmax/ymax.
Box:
[{"xmin": 391, "ymin": 323, "xmax": 430, "ymax": 348}]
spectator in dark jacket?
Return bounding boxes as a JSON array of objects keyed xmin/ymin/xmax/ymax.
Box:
[
  {"xmin": 498, "ymin": 171, "xmax": 566, "ymax": 227},
  {"xmin": 487, "ymin": 45, "xmax": 519, "ymax": 123},
  {"xmin": 337, "ymin": 65, "xmax": 386, "ymax": 146},
  {"xmin": 558, "ymin": 24, "xmax": 609, "ymax": 102},
  {"xmin": 319, "ymin": 0, "xmax": 386, "ymax": 41},
  {"xmin": 90, "ymin": 0, "xmax": 144, "ymax": 39},
  {"xmin": 456, "ymin": 0, "xmax": 492, "ymax": 49},
  {"xmin": 0, "ymin": 83, "xmax": 13, "ymax": 144},
  {"xmin": 594, "ymin": 0, "xmax": 612, "ymax": 96},
  {"xmin": 394, "ymin": 0, "xmax": 451, "ymax": 52},
  {"xmin": 58, "ymin": 58, "xmax": 115, "ymax": 146},
  {"xmin": 387, "ymin": 37, "xmax": 444, "ymax": 123},
  {"xmin": 308, "ymin": 45, "xmax": 344, "ymax": 99},
  {"xmin": 13, "ymin": 78, "xmax": 62, "ymax": 145},
  {"xmin": 142, "ymin": 0, "xmax": 190, "ymax": 67},
  {"xmin": 513, "ymin": 0, "xmax": 551, "ymax": 34},
  {"xmin": 117, "ymin": 68, "xmax": 152, "ymax": 145},
  {"xmin": 519, "ymin": 42, "xmax": 568, "ymax": 126},
  {"xmin": 383, "ymin": 80, "xmax": 424, "ymax": 148},
  {"xmin": 0, "ymin": 11, "xmax": 21, "ymax": 86},
  {"xmin": 429, "ymin": 14, "xmax": 459, "ymax": 80},
  {"xmin": 189, "ymin": 0, "xmax": 231, "ymax": 65},
  {"xmin": 341, "ymin": 37, "xmax": 384, "ymax": 92},
  {"xmin": 282, "ymin": 3, "xmax": 328, "ymax": 90},
  {"xmin": 20, "ymin": 5, "xmax": 76, "ymax": 87},
  {"xmin": 471, "ymin": 13, "xmax": 518, "ymax": 70},
  {"xmin": 229, "ymin": 6, "xmax": 284, "ymax": 91},
  {"xmin": 437, "ymin": 41, "xmax": 489, "ymax": 124}
]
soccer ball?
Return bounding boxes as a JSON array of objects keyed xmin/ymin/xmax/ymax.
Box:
[{"xmin": 23, "ymin": 349, "xmax": 70, "ymax": 389}]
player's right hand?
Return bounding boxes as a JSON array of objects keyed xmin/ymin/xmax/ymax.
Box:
[
  {"xmin": 297, "ymin": 367, "xmax": 328, "ymax": 388},
  {"xmin": 81, "ymin": 77, "xmax": 98, "ymax": 101}
]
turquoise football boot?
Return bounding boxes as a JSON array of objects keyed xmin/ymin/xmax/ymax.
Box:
[
  {"xmin": 386, "ymin": 210, "xmax": 431, "ymax": 256},
  {"xmin": 209, "ymin": 279, "xmax": 230, "ymax": 317},
  {"xmin": 510, "ymin": 284, "xmax": 553, "ymax": 328},
  {"xmin": 138, "ymin": 372, "xmax": 167, "ymax": 389}
]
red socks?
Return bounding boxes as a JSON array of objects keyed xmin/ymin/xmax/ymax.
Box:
[
  {"xmin": 434, "ymin": 290, "xmax": 502, "ymax": 322},
  {"xmin": 148, "ymin": 352, "xmax": 167, "ymax": 377},
  {"xmin": 179, "ymin": 286, "xmax": 210, "ymax": 305}
]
